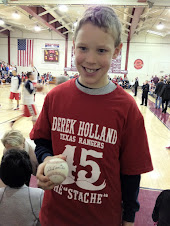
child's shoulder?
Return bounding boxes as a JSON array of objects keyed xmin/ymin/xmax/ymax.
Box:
[
  {"xmin": 156, "ymin": 190, "xmax": 170, "ymax": 204},
  {"xmin": 160, "ymin": 189, "xmax": 170, "ymax": 196},
  {"xmin": 0, "ymin": 187, "xmax": 5, "ymax": 193},
  {"xmin": 113, "ymin": 85, "xmax": 142, "ymax": 118},
  {"xmin": 116, "ymin": 85, "xmax": 137, "ymax": 104},
  {"xmin": 29, "ymin": 187, "xmax": 44, "ymax": 198}
]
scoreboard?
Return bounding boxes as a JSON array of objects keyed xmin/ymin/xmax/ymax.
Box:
[{"xmin": 44, "ymin": 50, "xmax": 59, "ymax": 62}]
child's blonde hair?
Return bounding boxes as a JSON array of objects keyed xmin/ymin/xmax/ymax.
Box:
[
  {"xmin": 1, "ymin": 130, "xmax": 24, "ymax": 147},
  {"xmin": 74, "ymin": 6, "xmax": 122, "ymax": 47}
]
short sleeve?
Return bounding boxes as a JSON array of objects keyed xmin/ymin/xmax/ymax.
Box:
[
  {"xmin": 120, "ymin": 102, "xmax": 153, "ymax": 175},
  {"xmin": 30, "ymin": 95, "xmax": 51, "ymax": 141}
]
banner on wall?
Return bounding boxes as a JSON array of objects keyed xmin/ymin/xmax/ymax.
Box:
[
  {"xmin": 108, "ymin": 51, "xmax": 122, "ymax": 73},
  {"xmin": 65, "ymin": 47, "xmax": 127, "ymax": 74},
  {"xmin": 71, "ymin": 46, "xmax": 76, "ymax": 68},
  {"xmin": 45, "ymin": 43, "xmax": 59, "ymax": 48}
]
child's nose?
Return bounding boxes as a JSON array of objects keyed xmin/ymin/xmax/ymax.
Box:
[{"xmin": 85, "ymin": 51, "xmax": 97, "ymax": 64}]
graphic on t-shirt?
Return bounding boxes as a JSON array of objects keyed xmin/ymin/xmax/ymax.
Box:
[
  {"xmin": 52, "ymin": 117, "xmax": 117, "ymax": 148},
  {"xmin": 51, "ymin": 116, "xmax": 118, "ymax": 205}
]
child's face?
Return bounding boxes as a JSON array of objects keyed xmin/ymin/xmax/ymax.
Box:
[
  {"xmin": 74, "ymin": 23, "xmax": 122, "ymax": 88},
  {"xmin": 12, "ymin": 71, "xmax": 17, "ymax": 76},
  {"xmin": 29, "ymin": 73, "xmax": 34, "ymax": 80}
]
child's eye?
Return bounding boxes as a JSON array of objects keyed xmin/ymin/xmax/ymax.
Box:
[
  {"xmin": 98, "ymin": 49, "xmax": 107, "ymax": 53},
  {"xmin": 79, "ymin": 47, "xmax": 87, "ymax": 51}
]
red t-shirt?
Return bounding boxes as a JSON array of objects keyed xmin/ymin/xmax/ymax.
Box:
[{"xmin": 30, "ymin": 79, "xmax": 153, "ymax": 226}]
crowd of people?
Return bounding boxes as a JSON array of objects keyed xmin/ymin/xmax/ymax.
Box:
[
  {"xmin": 111, "ymin": 75, "xmax": 133, "ymax": 89},
  {"xmin": 0, "ymin": 61, "xmax": 17, "ymax": 75},
  {"xmin": 1, "ymin": 59, "xmax": 170, "ymax": 114},
  {"xmin": 110, "ymin": 74, "xmax": 170, "ymax": 113},
  {"xmin": 0, "ymin": 61, "xmax": 17, "ymax": 84},
  {"xmin": 0, "ymin": 61, "xmax": 54, "ymax": 85},
  {"xmin": 144, "ymin": 75, "xmax": 170, "ymax": 113},
  {"xmin": 148, "ymin": 75, "xmax": 169, "ymax": 96}
]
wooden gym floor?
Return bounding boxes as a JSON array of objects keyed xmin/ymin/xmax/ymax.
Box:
[{"xmin": 0, "ymin": 83, "xmax": 169, "ymax": 190}]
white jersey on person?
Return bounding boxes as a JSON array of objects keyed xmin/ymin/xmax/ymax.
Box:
[
  {"xmin": 10, "ymin": 76, "xmax": 20, "ymax": 93},
  {"xmin": 23, "ymin": 80, "xmax": 35, "ymax": 105},
  {"xmin": 32, "ymin": 71, "xmax": 37, "ymax": 84}
]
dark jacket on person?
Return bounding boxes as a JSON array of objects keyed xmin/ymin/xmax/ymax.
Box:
[
  {"xmin": 134, "ymin": 80, "xmax": 139, "ymax": 88},
  {"xmin": 142, "ymin": 84, "xmax": 149, "ymax": 94},
  {"xmin": 155, "ymin": 82, "xmax": 164, "ymax": 96},
  {"xmin": 152, "ymin": 190, "xmax": 170, "ymax": 226},
  {"xmin": 160, "ymin": 84, "xmax": 170, "ymax": 102}
]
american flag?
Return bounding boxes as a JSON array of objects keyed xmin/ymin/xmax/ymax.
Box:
[{"xmin": 17, "ymin": 39, "xmax": 34, "ymax": 67}]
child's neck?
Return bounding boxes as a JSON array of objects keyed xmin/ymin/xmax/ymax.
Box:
[
  {"xmin": 77, "ymin": 78, "xmax": 93, "ymax": 89},
  {"xmin": 78, "ymin": 77, "xmax": 109, "ymax": 89}
]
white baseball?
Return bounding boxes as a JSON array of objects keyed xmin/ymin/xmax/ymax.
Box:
[{"xmin": 44, "ymin": 157, "xmax": 69, "ymax": 185}]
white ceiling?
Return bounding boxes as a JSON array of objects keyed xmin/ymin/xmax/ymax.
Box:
[{"xmin": 0, "ymin": 0, "xmax": 170, "ymax": 39}]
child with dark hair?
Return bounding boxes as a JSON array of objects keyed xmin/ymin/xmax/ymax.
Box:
[
  {"xmin": 0, "ymin": 149, "xmax": 44, "ymax": 226},
  {"xmin": 23, "ymin": 72, "xmax": 38, "ymax": 122},
  {"xmin": 0, "ymin": 149, "xmax": 32, "ymax": 187},
  {"xmin": 152, "ymin": 190, "xmax": 170, "ymax": 226}
]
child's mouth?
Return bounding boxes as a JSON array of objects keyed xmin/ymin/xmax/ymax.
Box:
[{"xmin": 82, "ymin": 66, "xmax": 100, "ymax": 74}]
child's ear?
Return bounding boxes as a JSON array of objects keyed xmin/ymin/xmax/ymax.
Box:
[
  {"xmin": 73, "ymin": 39, "xmax": 76, "ymax": 55},
  {"xmin": 112, "ymin": 43, "xmax": 123, "ymax": 59}
]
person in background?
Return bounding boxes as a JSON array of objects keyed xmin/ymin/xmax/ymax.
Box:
[
  {"xmin": 130, "ymin": 79, "xmax": 134, "ymax": 88},
  {"xmin": 112, "ymin": 76, "xmax": 117, "ymax": 83},
  {"xmin": 160, "ymin": 78, "xmax": 170, "ymax": 113},
  {"xmin": 155, "ymin": 78, "xmax": 164, "ymax": 109},
  {"xmin": 64, "ymin": 71, "xmax": 69, "ymax": 77},
  {"xmin": 153, "ymin": 75, "xmax": 159, "ymax": 85},
  {"xmin": 9, "ymin": 65, "xmax": 13, "ymax": 76},
  {"xmin": 1, "ymin": 130, "xmax": 38, "ymax": 176},
  {"xmin": 0, "ymin": 149, "xmax": 44, "ymax": 226},
  {"xmin": 49, "ymin": 72, "xmax": 52, "ymax": 81},
  {"xmin": 10, "ymin": 72, "xmax": 38, "ymax": 127},
  {"xmin": 141, "ymin": 80, "xmax": 149, "ymax": 106},
  {"xmin": 14, "ymin": 65, "xmax": 17, "ymax": 72},
  {"xmin": 9, "ymin": 70, "xmax": 21, "ymax": 110},
  {"xmin": 56, "ymin": 75, "xmax": 69, "ymax": 85},
  {"xmin": 41, "ymin": 74, "xmax": 45, "ymax": 85},
  {"xmin": 37, "ymin": 72, "xmax": 40, "ymax": 83},
  {"xmin": 134, "ymin": 77, "xmax": 139, "ymax": 96},
  {"xmin": 5, "ymin": 64, "xmax": 9, "ymax": 75},
  {"xmin": 21, "ymin": 72, "xmax": 25, "ymax": 83},
  {"xmin": 152, "ymin": 190, "xmax": 170, "ymax": 226}
]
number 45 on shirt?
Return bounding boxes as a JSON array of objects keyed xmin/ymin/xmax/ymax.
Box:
[{"xmin": 62, "ymin": 145, "xmax": 106, "ymax": 191}]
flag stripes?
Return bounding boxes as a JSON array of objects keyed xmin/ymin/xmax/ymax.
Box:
[{"xmin": 17, "ymin": 39, "xmax": 34, "ymax": 67}]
